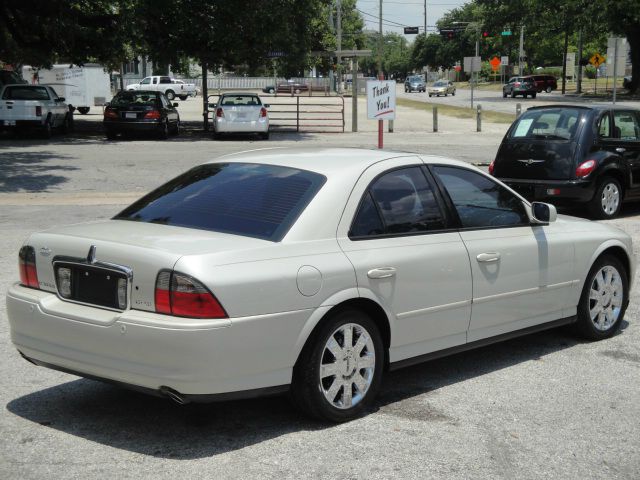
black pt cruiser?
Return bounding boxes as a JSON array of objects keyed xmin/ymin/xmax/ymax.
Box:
[{"xmin": 490, "ymin": 105, "xmax": 640, "ymax": 218}]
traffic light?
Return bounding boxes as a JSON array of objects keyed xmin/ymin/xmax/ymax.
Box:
[
  {"xmin": 440, "ymin": 29, "xmax": 455, "ymax": 39},
  {"xmin": 482, "ymin": 31, "xmax": 490, "ymax": 38}
]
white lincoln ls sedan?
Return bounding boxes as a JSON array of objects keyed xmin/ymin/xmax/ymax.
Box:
[{"xmin": 6, "ymin": 148, "xmax": 634, "ymax": 422}]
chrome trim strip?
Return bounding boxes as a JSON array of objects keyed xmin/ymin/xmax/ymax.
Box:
[
  {"xmin": 397, "ymin": 299, "xmax": 472, "ymax": 319},
  {"xmin": 473, "ymin": 280, "xmax": 578, "ymax": 304}
]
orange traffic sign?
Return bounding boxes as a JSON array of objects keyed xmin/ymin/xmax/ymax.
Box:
[
  {"xmin": 590, "ymin": 53, "xmax": 605, "ymax": 67},
  {"xmin": 490, "ymin": 56, "xmax": 501, "ymax": 71}
]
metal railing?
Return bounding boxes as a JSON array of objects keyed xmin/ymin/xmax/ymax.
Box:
[{"xmin": 265, "ymin": 96, "xmax": 345, "ymax": 133}]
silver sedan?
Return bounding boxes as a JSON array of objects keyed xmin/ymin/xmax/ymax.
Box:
[
  {"xmin": 428, "ymin": 80, "xmax": 456, "ymax": 97},
  {"xmin": 209, "ymin": 93, "xmax": 270, "ymax": 139}
]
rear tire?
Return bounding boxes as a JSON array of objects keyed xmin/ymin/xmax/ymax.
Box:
[
  {"xmin": 546, "ymin": 86, "xmax": 553, "ymax": 93},
  {"xmin": 503, "ymin": 91, "xmax": 507, "ymax": 98},
  {"xmin": 165, "ymin": 90, "xmax": 175, "ymax": 100},
  {"xmin": 260, "ymin": 131, "xmax": 269, "ymax": 140},
  {"xmin": 291, "ymin": 308, "xmax": 384, "ymax": 422},
  {"xmin": 60, "ymin": 113, "xmax": 71, "ymax": 134},
  {"xmin": 511, "ymin": 91, "xmax": 516, "ymax": 98},
  {"xmin": 588, "ymin": 176, "xmax": 623, "ymax": 219},
  {"xmin": 77, "ymin": 107, "xmax": 90, "ymax": 115},
  {"xmin": 105, "ymin": 129, "xmax": 117, "ymax": 140},
  {"xmin": 573, "ymin": 255, "xmax": 628, "ymax": 340},
  {"xmin": 532, "ymin": 93, "xmax": 537, "ymax": 99},
  {"xmin": 42, "ymin": 117, "xmax": 53, "ymax": 139},
  {"xmin": 159, "ymin": 120, "xmax": 169, "ymax": 139},
  {"xmin": 179, "ymin": 95, "xmax": 188, "ymax": 101}
]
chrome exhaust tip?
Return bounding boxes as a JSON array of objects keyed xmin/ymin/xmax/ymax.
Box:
[{"xmin": 159, "ymin": 386, "xmax": 189, "ymax": 405}]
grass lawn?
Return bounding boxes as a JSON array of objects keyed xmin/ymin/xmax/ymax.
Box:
[{"xmin": 397, "ymin": 97, "xmax": 515, "ymax": 124}]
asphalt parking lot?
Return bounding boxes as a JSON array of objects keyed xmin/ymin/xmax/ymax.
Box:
[{"xmin": 1, "ymin": 102, "xmax": 639, "ymax": 479}]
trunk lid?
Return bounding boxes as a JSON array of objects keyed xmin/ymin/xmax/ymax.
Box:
[
  {"xmin": 494, "ymin": 138, "xmax": 578, "ymax": 180},
  {"xmin": 27, "ymin": 220, "xmax": 269, "ymax": 313},
  {"xmin": 0, "ymin": 100, "xmax": 43, "ymax": 121},
  {"xmin": 223, "ymin": 105, "xmax": 261, "ymax": 122}
]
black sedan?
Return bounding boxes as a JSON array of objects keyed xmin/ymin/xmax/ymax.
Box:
[
  {"xmin": 103, "ymin": 90, "xmax": 180, "ymax": 140},
  {"xmin": 490, "ymin": 105, "xmax": 640, "ymax": 219}
]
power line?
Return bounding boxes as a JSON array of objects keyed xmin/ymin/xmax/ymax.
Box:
[{"xmin": 356, "ymin": 7, "xmax": 411, "ymax": 28}]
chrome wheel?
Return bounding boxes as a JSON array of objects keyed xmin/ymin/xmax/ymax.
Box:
[
  {"xmin": 600, "ymin": 182, "xmax": 620, "ymax": 216},
  {"xmin": 589, "ymin": 265, "xmax": 624, "ymax": 331},
  {"xmin": 320, "ymin": 323, "xmax": 375, "ymax": 410}
]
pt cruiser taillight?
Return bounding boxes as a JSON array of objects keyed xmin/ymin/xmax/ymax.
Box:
[
  {"xmin": 19, "ymin": 246, "xmax": 39, "ymax": 289},
  {"xmin": 155, "ymin": 270, "xmax": 227, "ymax": 319},
  {"xmin": 576, "ymin": 159, "xmax": 596, "ymax": 178}
]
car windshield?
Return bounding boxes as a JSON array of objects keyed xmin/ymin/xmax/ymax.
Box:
[
  {"xmin": 220, "ymin": 95, "xmax": 262, "ymax": 106},
  {"xmin": 114, "ymin": 163, "xmax": 326, "ymax": 241},
  {"xmin": 1, "ymin": 86, "xmax": 50, "ymax": 100},
  {"xmin": 110, "ymin": 92, "xmax": 158, "ymax": 107},
  {"xmin": 433, "ymin": 81, "xmax": 447, "ymax": 87},
  {"xmin": 409, "ymin": 77, "xmax": 422, "ymax": 82},
  {"xmin": 509, "ymin": 108, "xmax": 584, "ymax": 141}
]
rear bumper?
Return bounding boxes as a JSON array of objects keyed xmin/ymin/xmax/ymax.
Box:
[
  {"xmin": 214, "ymin": 118, "xmax": 269, "ymax": 133},
  {"xmin": 0, "ymin": 119, "xmax": 44, "ymax": 129},
  {"xmin": 6, "ymin": 284, "xmax": 311, "ymax": 398},
  {"xmin": 103, "ymin": 120, "xmax": 161, "ymax": 132},
  {"xmin": 501, "ymin": 178, "xmax": 595, "ymax": 203}
]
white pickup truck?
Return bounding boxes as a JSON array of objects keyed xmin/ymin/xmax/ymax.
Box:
[
  {"xmin": 126, "ymin": 76, "xmax": 197, "ymax": 100},
  {"xmin": 0, "ymin": 84, "xmax": 71, "ymax": 138}
]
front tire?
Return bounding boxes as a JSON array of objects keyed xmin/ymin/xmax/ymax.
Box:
[
  {"xmin": 165, "ymin": 90, "xmax": 175, "ymax": 100},
  {"xmin": 291, "ymin": 308, "xmax": 384, "ymax": 422},
  {"xmin": 546, "ymin": 86, "xmax": 553, "ymax": 93},
  {"xmin": 574, "ymin": 255, "xmax": 628, "ymax": 340},
  {"xmin": 179, "ymin": 95, "xmax": 188, "ymax": 101},
  {"xmin": 588, "ymin": 176, "xmax": 622, "ymax": 219},
  {"xmin": 159, "ymin": 120, "xmax": 169, "ymax": 139},
  {"xmin": 77, "ymin": 107, "xmax": 90, "ymax": 115}
]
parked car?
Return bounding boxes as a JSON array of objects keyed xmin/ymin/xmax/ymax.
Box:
[
  {"xmin": 526, "ymin": 74, "xmax": 557, "ymax": 93},
  {"xmin": 262, "ymin": 82, "xmax": 309, "ymax": 95},
  {"xmin": 208, "ymin": 93, "xmax": 269, "ymax": 139},
  {"xmin": 0, "ymin": 84, "xmax": 71, "ymax": 138},
  {"xmin": 490, "ymin": 105, "xmax": 640, "ymax": 219},
  {"xmin": 404, "ymin": 75, "xmax": 426, "ymax": 93},
  {"xmin": 7, "ymin": 148, "xmax": 633, "ymax": 422},
  {"xmin": 103, "ymin": 90, "xmax": 180, "ymax": 140},
  {"xmin": 127, "ymin": 76, "xmax": 198, "ymax": 100},
  {"xmin": 428, "ymin": 80, "xmax": 456, "ymax": 97},
  {"xmin": 503, "ymin": 76, "xmax": 537, "ymax": 98}
]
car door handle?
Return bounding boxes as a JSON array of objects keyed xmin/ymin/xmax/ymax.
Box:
[
  {"xmin": 367, "ymin": 267, "xmax": 397, "ymax": 279},
  {"xmin": 616, "ymin": 147, "xmax": 626, "ymax": 153},
  {"xmin": 477, "ymin": 252, "xmax": 501, "ymax": 263}
]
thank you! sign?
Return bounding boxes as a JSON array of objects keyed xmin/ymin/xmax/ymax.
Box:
[{"xmin": 367, "ymin": 80, "xmax": 396, "ymax": 120}]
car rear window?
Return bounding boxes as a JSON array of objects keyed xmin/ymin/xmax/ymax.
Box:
[
  {"xmin": 110, "ymin": 92, "xmax": 159, "ymax": 107},
  {"xmin": 2, "ymin": 86, "xmax": 50, "ymax": 100},
  {"xmin": 114, "ymin": 163, "xmax": 326, "ymax": 241},
  {"xmin": 509, "ymin": 108, "xmax": 583, "ymax": 141},
  {"xmin": 220, "ymin": 95, "xmax": 262, "ymax": 106}
]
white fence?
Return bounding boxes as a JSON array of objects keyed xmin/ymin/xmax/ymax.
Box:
[{"xmin": 122, "ymin": 77, "xmax": 331, "ymax": 90}]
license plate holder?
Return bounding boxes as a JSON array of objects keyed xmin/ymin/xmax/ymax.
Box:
[
  {"xmin": 125, "ymin": 112, "xmax": 137, "ymax": 119},
  {"xmin": 5, "ymin": 120, "xmax": 16, "ymax": 126}
]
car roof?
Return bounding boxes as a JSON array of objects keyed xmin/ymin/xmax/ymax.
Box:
[
  {"xmin": 526, "ymin": 104, "xmax": 639, "ymax": 112},
  {"xmin": 208, "ymin": 147, "xmax": 472, "ymax": 177},
  {"xmin": 220, "ymin": 92, "xmax": 259, "ymax": 97}
]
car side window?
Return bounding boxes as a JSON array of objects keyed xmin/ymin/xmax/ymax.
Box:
[
  {"xmin": 140, "ymin": 77, "xmax": 151, "ymax": 85},
  {"xmin": 613, "ymin": 111, "xmax": 640, "ymax": 141},
  {"xmin": 160, "ymin": 76, "xmax": 172, "ymax": 84},
  {"xmin": 432, "ymin": 166, "xmax": 529, "ymax": 228},
  {"xmin": 152, "ymin": 77, "xmax": 158, "ymax": 84},
  {"xmin": 598, "ymin": 113, "xmax": 611, "ymax": 138},
  {"xmin": 350, "ymin": 167, "xmax": 446, "ymax": 238}
]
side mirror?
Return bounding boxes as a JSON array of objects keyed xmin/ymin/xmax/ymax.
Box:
[
  {"xmin": 173, "ymin": 103, "xmax": 179, "ymax": 107},
  {"xmin": 263, "ymin": 104, "xmax": 270, "ymax": 108},
  {"xmin": 531, "ymin": 202, "xmax": 557, "ymax": 223},
  {"xmin": 208, "ymin": 103, "xmax": 217, "ymax": 109}
]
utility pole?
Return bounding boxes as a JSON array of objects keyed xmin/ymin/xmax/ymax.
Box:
[
  {"xmin": 336, "ymin": 0, "xmax": 342, "ymax": 94},
  {"xmin": 518, "ymin": 25, "xmax": 524, "ymax": 75},
  {"xmin": 378, "ymin": 0, "xmax": 383, "ymax": 148},
  {"xmin": 424, "ymin": 0, "xmax": 427, "ymax": 37},
  {"xmin": 561, "ymin": 27, "xmax": 569, "ymax": 94},
  {"xmin": 576, "ymin": 28, "xmax": 583, "ymax": 94}
]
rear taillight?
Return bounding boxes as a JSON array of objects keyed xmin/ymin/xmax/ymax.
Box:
[
  {"xmin": 144, "ymin": 110, "xmax": 161, "ymax": 119},
  {"xmin": 216, "ymin": 108, "xmax": 224, "ymax": 118},
  {"xmin": 488, "ymin": 160, "xmax": 495, "ymax": 175},
  {"xmin": 576, "ymin": 159, "xmax": 596, "ymax": 178},
  {"xmin": 154, "ymin": 270, "xmax": 227, "ymax": 319},
  {"xmin": 19, "ymin": 246, "xmax": 39, "ymax": 289},
  {"xmin": 104, "ymin": 108, "xmax": 118, "ymax": 119},
  {"xmin": 35, "ymin": 106, "xmax": 42, "ymax": 117},
  {"xmin": 260, "ymin": 107, "xmax": 267, "ymax": 118}
]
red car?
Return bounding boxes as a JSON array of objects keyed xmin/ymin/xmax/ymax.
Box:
[{"xmin": 526, "ymin": 75, "xmax": 558, "ymax": 93}]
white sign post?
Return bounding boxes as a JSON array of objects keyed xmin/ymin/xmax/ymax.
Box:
[
  {"xmin": 367, "ymin": 80, "xmax": 396, "ymax": 148},
  {"xmin": 464, "ymin": 56, "xmax": 481, "ymax": 109},
  {"xmin": 607, "ymin": 37, "xmax": 628, "ymax": 104}
]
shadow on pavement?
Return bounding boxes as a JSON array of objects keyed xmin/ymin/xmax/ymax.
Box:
[
  {"xmin": 0, "ymin": 150, "xmax": 77, "ymax": 192},
  {"xmin": 6, "ymin": 324, "xmax": 600, "ymax": 459}
]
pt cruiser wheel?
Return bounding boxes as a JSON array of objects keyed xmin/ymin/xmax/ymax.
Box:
[
  {"xmin": 575, "ymin": 255, "xmax": 628, "ymax": 340},
  {"xmin": 589, "ymin": 177, "xmax": 622, "ymax": 219},
  {"xmin": 292, "ymin": 308, "xmax": 384, "ymax": 422}
]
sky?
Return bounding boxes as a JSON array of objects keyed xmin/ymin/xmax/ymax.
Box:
[{"xmin": 356, "ymin": 0, "xmax": 469, "ymax": 41}]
